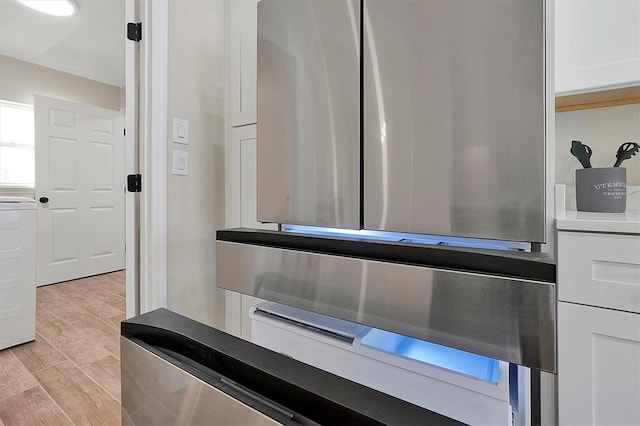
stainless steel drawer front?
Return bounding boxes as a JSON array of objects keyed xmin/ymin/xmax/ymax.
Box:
[
  {"xmin": 216, "ymin": 240, "xmax": 556, "ymax": 372},
  {"xmin": 257, "ymin": 0, "xmax": 360, "ymax": 229},
  {"xmin": 363, "ymin": 0, "xmax": 546, "ymax": 242},
  {"xmin": 121, "ymin": 338, "xmax": 282, "ymax": 426}
]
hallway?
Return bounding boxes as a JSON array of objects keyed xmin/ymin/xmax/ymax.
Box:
[{"xmin": 0, "ymin": 271, "xmax": 124, "ymax": 425}]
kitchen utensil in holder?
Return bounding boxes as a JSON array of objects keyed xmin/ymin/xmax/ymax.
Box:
[{"xmin": 576, "ymin": 167, "xmax": 626, "ymax": 213}]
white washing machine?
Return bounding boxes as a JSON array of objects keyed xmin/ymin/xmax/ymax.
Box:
[{"xmin": 0, "ymin": 196, "xmax": 36, "ymax": 350}]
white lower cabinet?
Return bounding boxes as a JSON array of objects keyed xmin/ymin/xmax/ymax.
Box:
[{"xmin": 558, "ymin": 301, "xmax": 640, "ymax": 426}]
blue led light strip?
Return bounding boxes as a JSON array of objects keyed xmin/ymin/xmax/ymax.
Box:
[
  {"xmin": 282, "ymin": 225, "xmax": 530, "ymax": 252},
  {"xmin": 361, "ymin": 328, "xmax": 500, "ymax": 384}
]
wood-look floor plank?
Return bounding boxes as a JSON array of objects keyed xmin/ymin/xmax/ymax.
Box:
[
  {"xmin": 0, "ymin": 350, "xmax": 39, "ymax": 400},
  {"xmin": 36, "ymin": 288, "xmax": 57, "ymax": 312},
  {"xmin": 83, "ymin": 355, "xmax": 121, "ymax": 402},
  {"xmin": 104, "ymin": 342, "xmax": 120, "ymax": 359},
  {"xmin": 35, "ymin": 310, "xmax": 71, "ymax": 346},
  {"xmin": 106, "ymin": 313, "xmax": 126, "ymax": 329},
  {"xmin": 40, "ymin": 292, "xmax": 98, "ymax": 325},
  {"xmin": 108, "ymin": 270, "xmax": 125, "ymax": 284},
  {"xmin": 0, "ymin": 386, "xmax": 72, "ymax": 425},
  {"xmin": 89, "ymin": 290, "xmax": 126, "ymax": 311},
  {"xmin": 43, "ymin": 284, "xmax": 91, "ymax": 308},
  {"xmin": 41, "ymin": 284, "xmax": 122, "ymax": 319},
  {"xmin": 69, "ymin": 316, "xmax": 118, "ymax": 345},
  {"xmin": 37, "ymin": 285, "xmax": 63, "ymax": 303},
  {"xmin": 82, "ymin": 300, "xmax": 125, "ymax": 324},
  {"xmin": 74, "ymin": 407, "xmax": 121, "ymax": 426},
  {"xmin": 51, "ymin": 329, "xmax": 114, "ymax": 367},
  {"xmin": 34, "ymin": 361, "xmax": 120, "ymax": 424},
  {"xmin": 96, "ymin": 276, "xmax": 126, "ymax": 297},
  {"xmin": 48, "ymin": 279, "xmax": 125, "ymax": 320},
  {"xmin": 10, "ymin": 334, "xmax": 67, "ymax": 373}
]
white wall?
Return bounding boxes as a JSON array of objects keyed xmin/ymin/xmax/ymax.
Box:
[
  {"xmin": 556, "ymin": 104, "xmax": 640, "ymax": 208},
  {"xmin": 0, "ymin": 55, "xmax": 122, "ymax": 110},
  {"xmin": 166, "ymin": 0, "xmax": 226, "ymax": 328}
]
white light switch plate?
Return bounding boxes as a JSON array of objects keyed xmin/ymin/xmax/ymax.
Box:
[
  {"xmin": 173, "ymin": 118, "xmax": 189, "ymax": 144},
  {"xmin": 172, "ymin": 150, "xmax": 189, "ymax": 175}
]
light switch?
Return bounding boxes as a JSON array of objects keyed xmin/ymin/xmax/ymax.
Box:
[
  {"xmin": 172, "ymin": 150, "xmax": 189, "ymax": 175},
  {"xmin": 173, "ymin": 118, "xmax": 189, "ymax": 144}
]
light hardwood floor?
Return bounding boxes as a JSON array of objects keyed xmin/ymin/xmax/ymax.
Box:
[{"xmin": 0, "ymin": 271, "xmax": 125, "ymax": 425}]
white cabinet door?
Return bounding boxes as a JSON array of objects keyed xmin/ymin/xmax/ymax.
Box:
[
  {"xmin": 555, "ymin": 0, "xmax": 640, "ymax": 94},
  {"xmin": 228, "ymin": 0, "xmax": 258, "ymax": 127},
  {"xmin": 558, "ymin": 302, "xmax": 640, "ymax": 426}
]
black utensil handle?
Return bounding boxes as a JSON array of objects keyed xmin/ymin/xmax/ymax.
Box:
[
  {"xmin": 614, "ymin": 142, "xmax": 640, "ymax": 167},
  {"xmin": 570, "ymin": 140, "xmax": 591, "ymax": 168},
  {"xmin": 583, "ymin": 144, "xmax": 593, "ymax": 168}
]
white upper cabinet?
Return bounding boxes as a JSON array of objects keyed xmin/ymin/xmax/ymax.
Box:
[
  {"xmin": 228, "ymin": 0, "xmax": 258, "ymax": 127},
  {"xmin": 555, "ymin": 0, "xmax": 640, "ymax": 94}
]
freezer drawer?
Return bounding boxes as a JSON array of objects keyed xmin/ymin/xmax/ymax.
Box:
[
  {"xmin": 121, "ymin": 309, "xmax": 462, "ymax": 425},
  {"xmin": 217, "ymin": 228, "xmax": 557, "ymax": 373},
  {"xmin": 121, "ymin": 338, "xmax": 281, "ymax": 425},
  {"xmin": 250, "ymin": 302, "xmax": 522, "ymax": 426}
]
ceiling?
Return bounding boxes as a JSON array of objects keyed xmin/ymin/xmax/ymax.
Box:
[{"xmin": 0, "ymin": 0, "xmax": 126, "ymax": 87}]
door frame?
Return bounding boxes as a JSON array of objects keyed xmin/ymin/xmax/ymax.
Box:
[{"xmin": 125, "ymin": 0, "xmax": 168, "ymax": 317}]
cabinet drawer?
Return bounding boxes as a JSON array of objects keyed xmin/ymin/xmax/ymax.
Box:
[{"xmin": 558, "ymin": 231, "xmax": 640, "ymax": 313}]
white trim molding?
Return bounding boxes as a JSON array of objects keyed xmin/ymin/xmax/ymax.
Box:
[
  {"xmin": 125, "ymin": 0, "xmax": 140, "ymax": 319},
  {"xmin": 139, "ymin": 0, "xmax": 168, "ymax": 313}
]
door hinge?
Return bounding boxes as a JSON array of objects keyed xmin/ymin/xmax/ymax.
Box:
[
  {"xmin": 127, "ymin": 22, "xmax": 142, "ymax": 42},
  {"xmin": 127, "ymin": 174, "xmax": 142, "ymax": 192}
]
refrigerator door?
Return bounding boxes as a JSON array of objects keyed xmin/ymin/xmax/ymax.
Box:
[
  {"xmin": 257, "ymin": 0, "xmax": 360, "ymax": 229},
  {"xmin": 363, "ymin": 0, "xmax": 546, "ymax": 242}
]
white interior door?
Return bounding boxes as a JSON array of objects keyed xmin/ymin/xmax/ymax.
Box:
[{"xmin": 35, "ymin": 95, "xmax": 125, "ymax": 286}]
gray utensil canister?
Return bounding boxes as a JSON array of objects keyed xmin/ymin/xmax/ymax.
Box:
[{"xmin": 576, "ymin": 167, "xmax": 627, "ymax": 213}]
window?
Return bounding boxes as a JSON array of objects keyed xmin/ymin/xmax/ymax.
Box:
[{"xmin": 0, "ymin": 101, "xmax": 35, "ymax": 186}]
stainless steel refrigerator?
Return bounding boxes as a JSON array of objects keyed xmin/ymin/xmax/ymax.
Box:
[
  {"xmin": 217, "ymin": 0, "xmax": 553, "ymax": 423},
  {"xmin": 124, "ymin": 0, "xmax": 554, "ymax": 424}
]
